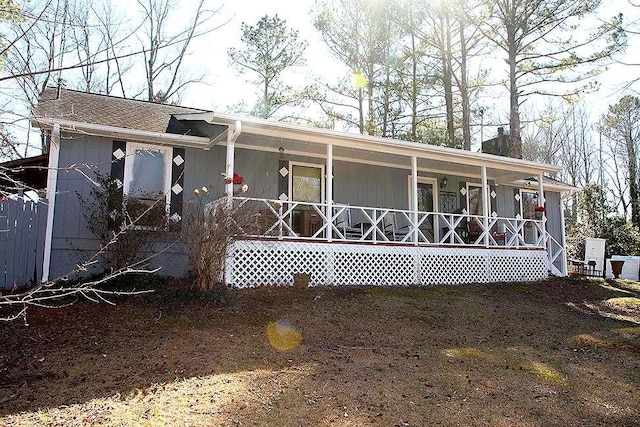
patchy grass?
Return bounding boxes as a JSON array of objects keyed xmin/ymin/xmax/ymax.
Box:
[{"xmin": 1, "ymin": 278, "xmax": 639, "ymax": 426}]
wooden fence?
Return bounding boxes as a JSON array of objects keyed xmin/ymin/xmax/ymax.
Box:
[{"xmin": 0, "ymin": 198, "xmax": 47, "ymax": 292}]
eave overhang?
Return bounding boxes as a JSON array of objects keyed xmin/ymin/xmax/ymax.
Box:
[
  {"xmin": 32, "ymin": 118, "xmax": 211, "ymax": 149},
  {"xmin": 175, "ymin": 112, "xmax": 562, "ymax": 184}
]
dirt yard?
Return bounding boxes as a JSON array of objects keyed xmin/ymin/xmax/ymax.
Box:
[{"xmin": 1, "ymin": 277, "xmax": 639, "ymax": 426}]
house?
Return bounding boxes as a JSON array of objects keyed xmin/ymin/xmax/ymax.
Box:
[
  {"xmin": 0, "ymin": 153, "xmax": 49, "ymax": 197},
  {"xmin": 31, "ymin": 87, "xmax": 574, "ymax": 287}
]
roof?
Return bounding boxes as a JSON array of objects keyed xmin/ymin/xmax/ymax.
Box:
[
  {"xmin": 31, "ymin": 87, "xmax": 564, "ymax": 185},
  {"xmin": 32, "ymin": 87, "xmax": 205, "ymax": 133},
  {"xmin": 520, "ymin": 176, "xmax": 578, "ymax": 193}
]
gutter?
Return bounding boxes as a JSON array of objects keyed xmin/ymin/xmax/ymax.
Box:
[
  {"xmin": 41, "ymin": 123, "xmax": 60, "ymax": 282},
  {"xmin": 32, "ymin": 118, "xmax": 211, "ymax": 149}
]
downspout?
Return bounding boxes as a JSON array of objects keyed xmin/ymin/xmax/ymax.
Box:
[
  {"xmin": 41, "ymin": 123, "xmax": 61, "ymax": 282},
  {"xmin": 481, "ymin": 166, "xmax": 489, "ymax": 247},
  {"xmin": 224, "ymin": 121, "xmax": 242, "ymax": 203}
]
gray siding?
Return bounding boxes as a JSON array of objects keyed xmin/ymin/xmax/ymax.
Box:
[
  {"xmin": 544, "ymin": 191, "xmax": 563, "ymax": 245},
  {"xmin": 49, "ymin": 134, "xmax": 566, "ymax": 280}
]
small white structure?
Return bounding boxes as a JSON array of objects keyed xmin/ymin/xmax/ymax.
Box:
[
  {"xmin": 585, "ymin": 238, "xmax": 606, "ymax": 276},
  {"xmin": 606, "ymin": 256, "xmax": 640, "ymax": 281}
]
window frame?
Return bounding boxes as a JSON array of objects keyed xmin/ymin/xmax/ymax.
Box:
[
  {"xmin": 466, "ymin": 183, "xmax": 491, "ymax": 217},
  {"xmin": 123, "ymin": 142, "xmax": 172, "ymax": 207},
  {"xmin": 122, "ymin": 143, "xmax": 173, "ymax": 228},
  {"xmin": 288, "ymin": 161, "xmax": 325, "ymax": 204}
]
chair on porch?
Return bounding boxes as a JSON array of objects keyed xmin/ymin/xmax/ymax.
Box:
[
  {"xmin": 383, "ymin": 212, "xmax": 411, "ymax": 242},
  {"xmin": 333, "ymin": 205, "xmax": 364, "ymax": 240},
  {"xmin": 467, "ymin": 217, "xmax": 482, "ymax": 243}
]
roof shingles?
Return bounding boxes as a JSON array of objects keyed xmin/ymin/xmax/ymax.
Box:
[{"xmin": 32, "ymin": 87, "xmax": 207, "ymax": 133}]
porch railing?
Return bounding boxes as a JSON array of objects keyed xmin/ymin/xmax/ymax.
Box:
[{"xmin": 209, "ymin": 197, "xmax": 549, "ymax": 250}]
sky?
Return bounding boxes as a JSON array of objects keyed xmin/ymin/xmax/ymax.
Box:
[
  {"xmin": 183, "ymin": 0, "xmax": 338, "ymax": 113},
  {"xmin": 177, "ymin": 0, "xmax": 640, "ymax": 141},
  {"xmin": 7, "ymin": 0, "xmax": 640, "ymax": 157}
]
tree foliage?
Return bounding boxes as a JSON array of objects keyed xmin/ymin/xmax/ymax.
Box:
[
  {"xmin": 482, "ymin": 0, "xmax": 625, "ymax": 158},
  {"xmin": 602, "ymin": 95, "xmax": 640, "ymax": 228},
  {"xmin": 228, "ymin": 14, "xmax": 308, "ymax": 119}
]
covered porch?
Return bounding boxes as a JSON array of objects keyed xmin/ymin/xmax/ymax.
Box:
[
  {"xmin": 176, "ymin": 113, "xmax": 569, "ymax": 287},
  {"xmin": 213, "ymin": 197, "xmax": 564, "ymax": 287}
]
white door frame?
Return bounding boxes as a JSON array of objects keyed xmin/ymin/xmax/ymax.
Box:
[
  {"xmin": 408, "ymin": 176, "xmax": 438, "ymax": 241},
  {"xmin": 288, "ymin": 161, "xmax": 326, "ymax": 204}
]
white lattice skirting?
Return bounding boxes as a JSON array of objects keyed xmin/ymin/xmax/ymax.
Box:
[{"xmin": 226, "ymin": 240, "xmax": 549, "ymax": 288}]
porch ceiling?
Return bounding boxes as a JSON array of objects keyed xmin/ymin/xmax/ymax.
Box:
[
  {"xmin": 175, "ymin": 112, "xmax": 561, "ymax": 184},
  {"xmin": 233, "ymin": 133, "xmax": 547, "ymax": 184}
]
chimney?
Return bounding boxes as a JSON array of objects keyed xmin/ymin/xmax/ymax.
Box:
[
  {"xmin": 481, "ymin": 127, "xmax": 511, "ymax": 157},
  {"xmin": 56, "ymin": 77, "xmax": 66, "ymax": 99}
]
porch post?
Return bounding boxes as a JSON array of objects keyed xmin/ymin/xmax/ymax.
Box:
[
  {"xmin": 412, "ymin": 156, "xmax": 419, "ymax": 245},
  {"xmin": 481, "ymin": 166, "xmax": 489, "ymax": 247},
  {"xmin": 538, "ymin": 173, "xmax": 548, "ymax": 252},
  {"xmin": 559, "ymin": 194, "xmax": 568, "ymax": 276},
  {"xmin": 326, "ymin": 144, "xmax": 333, "ymax": 242}
]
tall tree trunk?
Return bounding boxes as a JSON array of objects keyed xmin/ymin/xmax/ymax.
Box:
[
  {"xmin": 410, "ymin": 32, "xmax": 418, "ymax": 142},
  {"xmin": 441, "ymin": 15, "xmax": 455, "ymax": 147},
  {"xmin": 507, "ymin": 26, "xmax": 522, "ymax": 159},
  {"xmin": 459, "ymin": 19, "xmax": 471, "ymax": 150}
]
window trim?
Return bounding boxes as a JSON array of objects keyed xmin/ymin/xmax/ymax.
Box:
[
  {"xmin": 123, "ymin": 142, "xmax": 172, "ymax": 207},
  {"xmin": 465, "ymin": 182, "xmax": 491, "ymax": 216},
  {"xmin": 288, "ymin": 161, "xmax": 325, "ymax": 204},
  {"xmin": 519, "ymin": 189, "xmax": 540, "ymax": 220}
]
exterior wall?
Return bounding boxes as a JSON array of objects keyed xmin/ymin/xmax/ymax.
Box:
[
  {"xmin": 544, "ymin": 191, "xmax": 563, "ymax": 244},
  {"xmin": 50, "ymin": 134, "xmax": 112, "ymax": 279},
  {"xmin": 49, "ymin": 134, "xmax": 565, "ymax": 280}
]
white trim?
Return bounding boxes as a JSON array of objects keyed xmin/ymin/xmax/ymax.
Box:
[
  {"xmin": 42, "ymin": 123, "xmax": 60, "ymax": 282},
  {"xmin": 34, "ymin": 118, "xmax": 210, "ymax": 149},
  {"xmin": 559, "ymin": 197, "xmax": 568, "ymax": 275},
  {"xmin": 407, "ymin": 176, "xmax": 439, "ymax": 211},
  {"xmin": 465, "ymin": 182, "xmax": 491, "ymax": 215},
  {"xmin": 482, "ymin": 166, "xmax": 489, "ymax": 247},
  {"xmin": 123, "ymin": 142, "xmax": 172, "ymax": 207},
  {"xmin": 518, "ymin": 188, "xmax": 539, "ymax": 219},
  {"xmin": 408, "ymin": 175, "xmax": 439, "ymax": 243},
  {"xmin": 177, "ymin": 112, "xmax": 561, "ymax": 176},
  {"xmin": 288, "ymin": 161, "xmax": 326, "ymax": 203},
  {"xmin": 326, "ymin": 144, "xmax": 333, "ymax": 243}
]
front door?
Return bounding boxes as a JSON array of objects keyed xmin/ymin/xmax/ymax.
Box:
[
  {"xmin": 409, "ymin": 177, "xmax": 437, "ymax": 241},
  {"xmin": 289, "ymin": 163, "xmax": 324, "ymax": 236},
  {"xmin": 520, "ymin": 190, "xmax": 539, "ymax": 244}
]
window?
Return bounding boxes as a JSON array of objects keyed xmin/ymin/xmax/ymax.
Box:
[
  {"xmin": 520, "ymin": 189, "xmax": 541, "ymax": 244},
  {"xmin": 520, "ymin": 190, "xmax": 539, "ymax": 220},
  {"xmin": 466, "ymin": 183, "xmax": 488, "ymax": 216},
  {"xmin": 123, "ymin": 144, "xmax": 172, "ymax": 226},
  {"xmin": 290, "ymin": 163, "xmax": 324, "ymax": 203}
]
